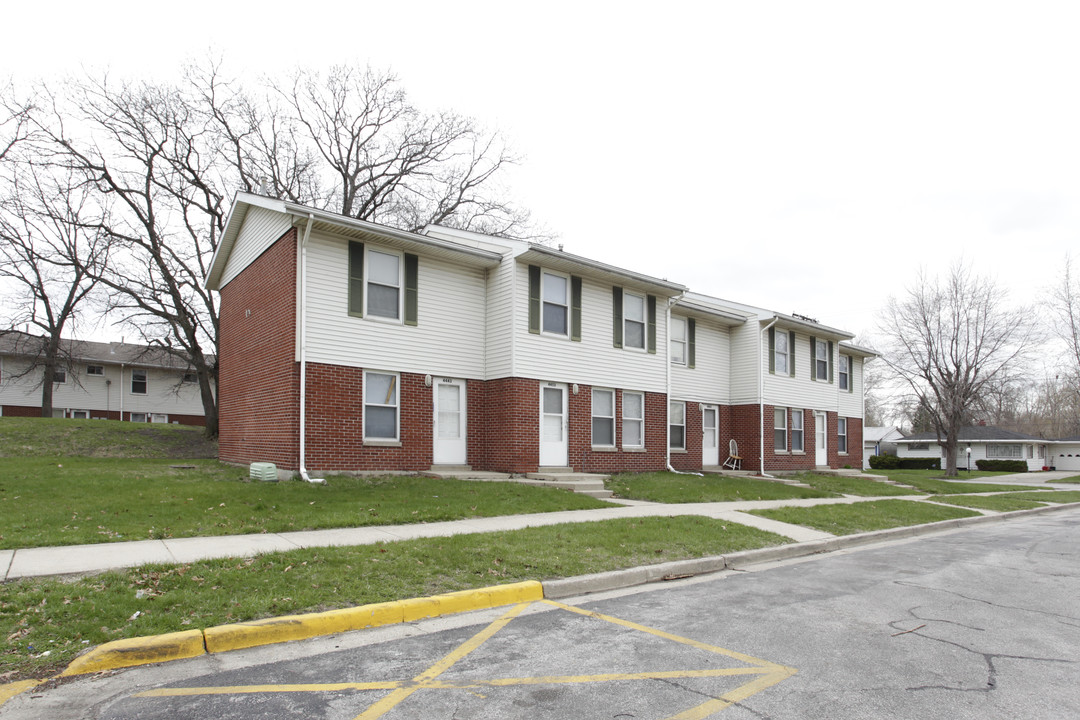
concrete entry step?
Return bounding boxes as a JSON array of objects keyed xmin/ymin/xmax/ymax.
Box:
[
  {"xmin": 424, "ymin": 467, "xmax": 513, "ymax": 481},
  {"xmin": 522, "ymin": 472, "xmax": 614, "ymax": 499}
]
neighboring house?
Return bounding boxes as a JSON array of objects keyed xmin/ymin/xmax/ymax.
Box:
[
  {"xmin": 895, "ymin": 426, "xmax": 1051, "ymax": 472},
  {"xmin": 0, "ymin": 331, "xmax": 211, "ymax": 426},
  {"xmin": 862, "ymin": 426, "xmax": 904, "ymax": 469},
  {"xmin": 205, "ymin": 193, "xmax": 874, "ymax": 476},
  {"xmin": 1049, "ymin": 437, "xmax": 1080, "ymax": 471}
]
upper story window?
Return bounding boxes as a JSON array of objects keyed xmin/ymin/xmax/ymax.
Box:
[
  {"xmin": 182, "ymin": 372, "xmax": 198, "ymax": 383},
  {"xmin": 87, "ymin": 364, "xmax": 104, "ymax": 376},
  {"xmin": 542, "ymin": 271, "xmax": 569, "ymax": 336},
  {"xmin": 670, "ymin": 316, "xmax": 686, "ymax": 364},
  {"xmin": 348, "ymin": 241, "xmax": 418, "ymax": 326},
  {"xmin": 772, "ymin": 329, "xmax": 792, "ymax": 375},
  {"xmin": 838, "ymin": 355, "xmax": 850, "ymax": 391},
  {"xmin": 367, "ymin": 249, "xmax": 402, "ymax": 320},
  {"xmin": 131, "ymin": 369, "xmax": 148, "ymax": 395},
  {"xmin": 527, "ymin": 265, "xmax": 581, "ymax": 341},
  {"xmin": 52, "ymin": 368, "xmax": 68, "ymax": 384},
  {"xmin": 623, "ymin": 291, "xmax": 646, "ymax": 350},
  {"xmin": 591, "ymin": 388, "xmax": 615, "ymax": 447},
  {"xmin": 815, "ymin": 339, "xmax": 828, "ymax": 380}
]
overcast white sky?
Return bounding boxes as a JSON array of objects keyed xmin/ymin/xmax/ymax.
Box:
[{"xmin": 4, "ymin": 0, "xmax": 1078, "ymax": 345}]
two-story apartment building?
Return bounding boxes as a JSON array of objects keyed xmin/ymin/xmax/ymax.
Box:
[
  {"xmin": 206, "ymin": 193, "xmax": 873, "ymax": 476},
  {"xmin": 0, "ymin": 332, "xmax": 209, "ymax": 425}
]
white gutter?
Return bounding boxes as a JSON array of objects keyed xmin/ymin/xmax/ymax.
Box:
[
  {"xmin": 759, "ymin": 319, "xmax": 778, "ymax": 478},
  {"xmin": 666, "ymin": 293, "xmax": 701, "ymax": 476},
  {"xmin": 297, "ymin": 214, "xmax": 324, "ymax": 484}
]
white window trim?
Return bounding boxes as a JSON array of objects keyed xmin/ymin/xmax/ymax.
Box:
[
  {"xmin": 363, "ymin": 370, "xmax": 401, "ymax": 442},
  {"xmin": 540, "ymin": 268, "xmax": 571, "ymax": 338},
  {"xmin": 774, "ymin": 332, "xmax": 790, "ymax": 375},
  {"xmin": 791, "ymin": 409, "xmax": 804, "ymax": 453},
  {"xmin": 52, "ymin": 367, "xmax": 68, "ymax": 384},
  {"xmin": 130, "ymin": 412, "xmax": 147, "ymax": 423},
  {"xmin": 591, "ymin": 388, "xmax": 616, "ymax": 449},
  {"xmin": 622, "ymin": 391, "xmax": 645, "ymax": 449},
  {"xmin": 364, "ymin": 246, "xmax": 404, "ymax": 324},
  {"xmin": 987, "ymin": 443, "xmax": 1022, "ymax": 459},
  {"xmin": 838, "ymin": 417, "xmax": 848, "ymax": 454},
  {"xmin": 623, "ymin": 290, "xmax": 647, "ymax": 352},
  {"xmin": 670, "ymin": 316, "xmax": 687, "ymax": 365},
  {"xmin": 87, "ymin": 364, "xmax": 105, "ymax": 377},
  {"xmin": 669, "ymin": 400, "xmax": 686, "ymax": 451},
  {"xmin": 131, "ymin": 369, "xmax": 148, "ymax": 395},
  {"xmin": 774, "ymin": 407, "xmax": 788, "ymax": 452}
]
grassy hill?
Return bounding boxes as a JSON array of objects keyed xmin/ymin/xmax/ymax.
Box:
[{"xmin": 0, "ymin": 417, "xmax": 217, "ymax": 458}]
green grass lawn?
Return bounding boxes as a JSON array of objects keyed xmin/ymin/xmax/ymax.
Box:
[
  {"xmin": 748, "ymin": 499, "xmax": 980, "ymax": 536},
  {"xmin": 0, "ymin": 517, "xmax": 788, "ymax": 680},
  {"xmin": 795, "ymin": 473, "xmax": 915, "ymax": 497},
  {"xmin": 992, "ymin": 490, "xmax": 1080, "ymax": 504},
  {"xmin": 0, "ymin": 458, "xmax": 610, "ymax": 549},
  {"xmin": 1058, "ymin": 476, "xmax": 1080, "ymax": 483},
  {"xmin": 606, "ymin": 472, "xmax": 835, "ymax": 503},
  {"xmin": 928, "ymin": 495, "xmax": 1049, "ymax": 512},
  {"xmin": 0, "ymin": 417, "xmax": 217, "ymax": 458},
  {"xmin": 866, "ymin": 469, "xmax": 1032, "ymax": 494}
]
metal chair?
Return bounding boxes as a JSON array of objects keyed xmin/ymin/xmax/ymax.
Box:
[{"xmin": 722, "ymin": 439, "xmax": 742, "ymax": 470}]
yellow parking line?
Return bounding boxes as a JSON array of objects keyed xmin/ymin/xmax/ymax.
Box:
[
  {"xmin": 0, "ymin": 680, "xmax": 43, "ymax": 707},
  {"xmin": 430, "ymin": 667, "xmax": 772, "ymax": 688},
  {"xmin": 135, "ymin": 681, "xmax": 403, "ymax": 697}
]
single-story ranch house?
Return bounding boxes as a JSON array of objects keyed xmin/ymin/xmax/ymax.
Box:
[
  {"xmin": 894, "ymin": 425, "xmax": 1080, "ymax": 472},
  {"xmin": 206, "ymin": 193, "xmax": 876, "ymax": 477},
  {"xmin": 862, "ymin": 426, "xmax": 904, "ymax": 469}
]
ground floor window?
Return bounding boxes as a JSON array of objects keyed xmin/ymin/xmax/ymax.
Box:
[
  {"xmin": 669, "ymin": 401, "xmax": 685, "ymax": 450},
  {"xmin": 592, "ymin": 388, "xmax": 615, "ymax": 447},
  {"xmin": 988, "ymin": 443, "xmax": 1021, "ymax": 458},
  {"xmin": 364, "ymin": 371, "xmax": 399, "ymax": 440},
  {"xmin": 838, "ymin": 417, "xmax": 848, "ymax": 453},
  {"xmin": 130, "ymin": 412, "xmax": 147, "ymax": 423},
  {"xmin": 70, "ymin": 409, "xmax": 90, "ymax": 419},
  {"xmin": 622, "ymin": 391, "xmax": 644, "ymax": 448},
  {"xmin": 791, "ymin": 409, "xmax": 804, "ymax": 452},
  {"xmin": 774, "ymin": 407, "xmax": 787, "ymax": 451}
]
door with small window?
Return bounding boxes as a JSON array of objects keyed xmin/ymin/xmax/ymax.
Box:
[
  {"xmin": 701, "ymin": 405, "xmax": 719, "ymax": 466},
  {"xmin": 433, "ymin": 378, "xmax": 467, "ymax": 465},
  {"xmin": 815, "ymin": 411, "xmax": 828, "ymax": 466},
  {"xmin": 539, "ymin": 383, "xmax": 568, "ymax": 467}
]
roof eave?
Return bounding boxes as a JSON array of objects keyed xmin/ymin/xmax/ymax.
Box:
[{"xmin": 517, "ymin": 246, "xmax": 686, "ymax": 296}]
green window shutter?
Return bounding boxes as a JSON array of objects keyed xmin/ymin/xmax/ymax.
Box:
[
  {"xmin": 809, "ymin": 336, "xmax": 817, "ymax": 380},
  {"xmin": 348, "ymin": 241, "xmax": 364, "ymax": 316},
  {"xmin": 647, "ymin": 295, "xmax": 657, "ymax": 354},
  {"xmin": 849, "ymin": 357, "xmax": 855, "ymax": 393},
  {"xmin": 528, "ymin": 265, "xmax": 541, "ymax": 334},
  {"xmin": 768, "ymin": 327, "xmax": 775, "ymax": 374},
  {"xmin": 688, "ymin": 318, "xmax": 696, "ymax": 369},
  {"xmin": 570, "ymin": 276, "xmax": 582, "ymax": 342},
  {"xmin": 612, "ymin": 287, "xmax": 623, "ymax": 348},
  {"xmin": 788, "ymin": 330, "xmax": 796, "ymax": 377},
  {"xmin": 404, "ymin": 253, "xmax": 419, "ymax": 326},
  {"xmin": 828, "ymin": 341, "xmax": 835, "ymax": 383}
]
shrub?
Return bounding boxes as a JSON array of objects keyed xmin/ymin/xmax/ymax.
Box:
[
  {"xmin": 869, "ymin": 454, "xmax": 900, "ymax": 469},
  {"xmin": 898, "ymin": 458, "xmax": 941, "ymax": 470},
  {"xmin": 975, "ymin": 459, "xmax": 1027, "ymax": 473}
]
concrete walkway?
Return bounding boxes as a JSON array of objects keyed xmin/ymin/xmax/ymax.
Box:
[{"xmin": 2, "ymin": 471, "xmax": 1076, "ymax": 582}]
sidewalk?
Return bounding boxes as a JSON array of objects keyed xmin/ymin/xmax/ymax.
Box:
[{"xmin": 2, "ymin": 471, "xmax": 1076, "ymax": 582}]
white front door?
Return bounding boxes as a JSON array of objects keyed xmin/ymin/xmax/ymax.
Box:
[
  {"xmin": 433, "ymin": 377, "xmax": 467, "ymax": 465},
  {"xmin": 539, "ymin": 382, "xmax": 568, "ymax": 467},
  {"xmin": 815, "ymin": 411, "xmax": 828, "ymax": 466},
  {"xmin": 702, "ymin": 405, "xmax": 719, "ymax": 466}
]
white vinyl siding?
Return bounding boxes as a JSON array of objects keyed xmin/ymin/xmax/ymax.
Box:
[
  {"xmin": 838, "ymin": 355, "xmax": 864, "ymax": 417},
  {"xmin": 219, "ymin": 205, "xmax": 294, "ymax": 289},
  {"xmin": 485, "ymin": 255, "xmax": 516, "ymax": 379},
  {"xmin": 512, "ymin": 263, "xmax": 670, "ymax": 392},
  {"xmin": 671, "ymin": 318, "xmax": 730, "ymax": 405},
  {"xmin": 305, "ymin": 231, "xmax": 488, "ymax": 379}
]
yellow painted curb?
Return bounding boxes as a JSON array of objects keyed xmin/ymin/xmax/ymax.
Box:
[
  {"xmin": 60, "ymin": 630, "xmax": 206, "ymax": 677},
  {"xmin": 0, "ymin": 679, "xmax": 44, "ymax": 706},
  {"xmin": 203, "ymin": 581, "xmax": 543, "ymax": 654}
]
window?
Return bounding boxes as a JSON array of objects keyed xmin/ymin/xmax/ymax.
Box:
[
  {"xmin": 131, "ymin": 369, "xmax": 147, "ymax": 395},
  {"xmin": 669, "ymin": 401, "xmax": 685, "ymax": 450},
  {"xmin": 774, "ymin": 408, "xmax": 787, "ymax": 451},
  {"xmin": 363, "ymin": 371, "xmax": 399, "ymax": 440},
  {"xmin": 591, "ymin": 389, "xmax": 615, "ymax": 447},
  {"xmin": 542, "ymin": 271, "xmax": 569, "ymax": 336},
  {"xmin": 988, "ymin": 443, "xmax": 1022, "ymax": 458},
  {"xmin": 52, "ymin": 368, "xmax": 67, "ymax": 384},
  {"xmin": 87, "ymin": 365, "xmax": 104, "ymax": 376},
  {"xmin": 838, "ymin": 418, "xmax": 848, "ymax": 453},
  {"xmin": 670, "ymin": 316, "xmax": 686, "ymax": 364},
  {"xmin": 838, "ymin": 355, "xmax": 850, "ymax": 391},
  {"xmin": 815, "ymin": 339, "xmax": 829, "ymax": 380},
  {"xmin": 623, "ymin": 291, "xmax": 646, "ymax": 350},
  {"xmin": 909, "ymin": 442, "xmax": 929, "ymax": 451},
  {"xmin": 182, "ymin": 372, "xmax": 197, "ymax": 383},
  {"xmin": 130, "ymin": 412, "xmax": 147, "ymax": 423},
  {"xmin": 774, "ymin": 331, "xmax": 790, "ymax": 375},
  {"xmin": 71, "ymin": 409, "xmax": 90, "ymax": 419},
  {"xmin": 791, "ymin": 409, "xmax": 804, "ymax": 452},
  {"xmin": 1026, "ymin": 444, "xmax": 1034, "ymax": 459},
  {"xmin": 150, "ymin": 413, "xmax": 169, "ymax": 424},
  {"xmin": 622, "ymin": 391, "xmax": 644, "ymax": 448},
  {"xmin": 367, "ymin": 249, "xmax": 402, "ymax": 320}
]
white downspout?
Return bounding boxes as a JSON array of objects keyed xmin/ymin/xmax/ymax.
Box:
[
  {"xmin": 666, "ymin": 293, "xmax": 701, "ymax": 476},
  {"xmin": 759, "ymin": 318, "xmax": 778, "ymax": 478},
  {"xmin": 120, "ymin": 363, "xmax": 125, "ymax": 421},
  {"xmin": 297, "ymin": 214, "xmax": 324, "ymax": 484}
]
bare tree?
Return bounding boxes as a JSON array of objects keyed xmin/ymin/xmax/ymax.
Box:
[
  {"xmin": 1048, "ymin": 254, "xmax": 1080, "ymax": 412},
  {"xmin": 878, "ymin": 262, "xmax": 1037, "ymax": 476},
  {"xmin": 0, "ymin": 166, "xmax": 110, "ymax": 416}
]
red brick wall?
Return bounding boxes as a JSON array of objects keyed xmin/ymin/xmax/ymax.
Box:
[
  {"xmin": 577, "ymin": 388, "xmax": 668, "ymax": 474},
  {"xmin": 2, "ymin": 405, "xmax": 45, "ymax": 418},
  {"xmin": 730, "ymin": 404, "xmax": 763, "ymax": 473},
  {"xmin": 217, "ymin": 229, "xmax": 300, "ymax": 469},
  {"xmin": 471, "ymin": 377, "xmax": 539, "ymax": 472}
]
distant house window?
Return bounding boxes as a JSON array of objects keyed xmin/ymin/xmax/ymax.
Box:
[
  {"xmin": 87, "ymin": 365, "xmax": 104, "ymax": 377},
  {"xmin": 669, "ymin": 401, "xmax": 686, "ymax": 450},
  {"xmin": 182, "ymin": 372, "xmax": 197, "ymax": 383},
  {"xmin": 622, "ymin": 391, "xmax": 644, "ymax": 448},
  {"xmin": 592, "ymin": 389, "xmax": 615, "ymax": 447},
  {"xmin": 1038, "ymin": 445, "xmax": 1045, "ymax": 459},
  {"xmin": 670, "ymin": 316, "xmax": 687, "ymax": 365},
  {"xmin": 542, "ymin": 270, "xmax": 569, "ymax": 336},
  {"xmin": 70, "ymin": 409, "xmax": 90, "ymax": 419},
  {"xmin": 1026, "ymin": 444, "xmax": 1034, "ymax": 459},
  {"xmin": 52, "ymin": 368, "xmax": 67, "ymax": 384},
  {"xmin": 774, "ymin": 331, "xmax": 790, "ymax": 375},
  {"xmin": 366, "ymin": 248, "xmax": 402, "ymax": 320},
  {"xmin": 815, "ymin": 339, "xmax": 829, "ymax": 380},
  {"xmin": 988, "ymin": 443, "xmax": 1022, "ymax": 458},
  {"xmin": 150, "ymin": 413, "xmax": 169, "ymax": 424},
  {"xmin": 908, "ymin": 442, "xmax": 929, "ymax": 451},
  {"xmin": 130, "ymin": 412, "xmax": 147, "ymax": 423},
  {"xmin": 838, "ymin": 356, "xmax": 850, "ymax": 391},
  {"xmin": 774, "ymin": 408, "xmax": 787, "ymax": 451},
  {"xmin": 791, "ymin": 410, "xmax": 804, "ymax": 452},
  {"xmin": 363, "ymin": 371, "xmax": 399, "ymax": 440},
  {"xmin": 131, "ymin": 369, "xmax": 147, "ymax": 395},
  {"xmin": 838, "ymin": 418, "xmax": 848, "ymax": 453}
]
